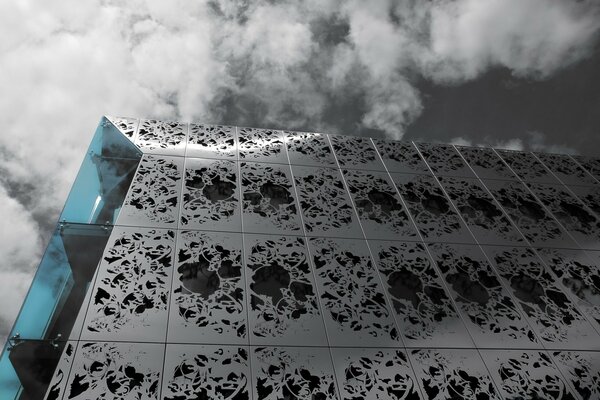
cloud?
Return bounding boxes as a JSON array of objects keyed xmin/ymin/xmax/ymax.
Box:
[
  {"xmin": 0, "ymin": 0, "xmax": 598, "ymax": 339},
  {"xmin": 526, "ymin": 131, "xmax": 577, "ymax": 154},
  {"xmin": 448, "ymin": 132, "xmax": 573, "ymax": 153},
  {"xmin": 0, "ymin": 185, "xmax": 42, "ymax": 344},
  {"xmin": 421, "ymin": 0, "xmax": 600, "ymax": 81}
]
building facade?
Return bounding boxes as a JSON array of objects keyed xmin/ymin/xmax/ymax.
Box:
[{"xmin": 1, "ymin": 116, "xmax": 600, "ymax": 399}]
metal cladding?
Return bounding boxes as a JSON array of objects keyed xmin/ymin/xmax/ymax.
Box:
[{"xmin": 2, "ymin": 116, "xmax": 600, "ymax": 399}]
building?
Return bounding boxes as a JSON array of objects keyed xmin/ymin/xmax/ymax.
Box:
[{"xmin": 1, "ymin": 116, "xmax": 599, "ymax": 399}]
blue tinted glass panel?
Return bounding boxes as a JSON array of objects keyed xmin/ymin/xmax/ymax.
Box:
[
  {"xmin": 60, "ymin": 118, "xmax": 141, "ymax": 224},
  {"xmin": 8, "ymin": 224, "xmax": 112, "ymax": 342}
]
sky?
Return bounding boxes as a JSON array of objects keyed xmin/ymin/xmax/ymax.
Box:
[{"xmin": 0, "ymin": 0, "xmax": 599, "ymax": 343}]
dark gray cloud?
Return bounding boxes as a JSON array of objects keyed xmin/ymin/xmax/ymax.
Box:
[{"xmin": 0, "ymin": 0, "xmax": 599, "ymax": 340}]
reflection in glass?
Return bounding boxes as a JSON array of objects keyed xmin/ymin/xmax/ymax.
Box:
[
  {"xmin": 60, "ymin": 117, "xmax": 141, "ymax": 225},
  {"xmin": 0, "ymin": 224, "xmax": 112, "ymax": 400}
]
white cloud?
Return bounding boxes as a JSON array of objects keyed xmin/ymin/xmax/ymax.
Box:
[
  {"xmin": 449, "ymin": 137, "xmax": 473, "ymax": 147},
  {"xmin": 448, "ymin": 134, "xmax": 569, "ymax": 153},
  {"xmin": 526, "ymin": 131, "xmax": 577, "ymax": 154},
  {"xmin": 423, "ymin": 0, "xmax": 600, "ymax": 81},
  {"xmin": 492, "ymin": 138, "xmax": 525, "ymax": 152},
  {"xmin": 0, "ymin": 186, "xmax": 41, "ymax": 340}
]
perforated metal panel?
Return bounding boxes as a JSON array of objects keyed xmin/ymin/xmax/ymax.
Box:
[{"xmin": 4, "ymin": 117, "xmax": 600, "ymax": 400}]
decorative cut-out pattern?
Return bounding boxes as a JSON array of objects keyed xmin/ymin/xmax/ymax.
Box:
[
  {"xmin": 187, "ymin": 124, "xmax": 237, "ymax": 159},
  {"xmin": 428, "ymin": 243, "xmax": 538, "ymax": 348},
  {"xmin": 106, "ymin": 116, "xmax": 138, "ymax": 139},
  {"xmin": 118, "ymin": 154, "xmax": 182, "ymax": 228},
  {"xmin": 309, "ymin": 237, "xmax": 400, "ymax": 346},
  {"xmin": 497, "ymin": 150, "xmax": 559, "ymax": 184},
  {"xmin": 569, "ymin": 185, "xmax": 600, "ymax": 220},
  {"xmin": 552, "ymin": 351, "xmax": 600, "ymax": 400},
  {"xmin": 484, "ymin": 179, "xmax": 576, "ymax": 248},
  {"xmin": 370, "ymin": 240, "xmax": 471, "ymax": 347},
  {"xmin": 83, "ymin": 227, "xmax": 174, "ymax": 342},
  {"xmin": 44, "ymin": 342, "xmax": 76, "ymax": 400},
  {"xmin": 238, "ymin": 127, "xmax": 287, "ymax": 164},
  {"xmin": 536, "ymin": 248, "xmax": 600, "ymax": 330},
  {"xmin": 392, "ymin": 173, "xmax": 475, "ymax": 243},
  {"xmin": 329, "ymin": 134, "xmax": 385, "ymax": 170},
  {"xmin": 482, "ymin": 350, "xmax": 577, "ymax": 400},
  {"xmin": 457, "ymin": 146, "xmax": 516, "ymax": 180},
  {"xmin": 416, "ymin": 143, "xmax": 475, "ymax": 178},
  {"xmin": 438, "ymin": 176, "xmax": 525, "ymax": 245},
  {"xmin": 136, "ymin": 119, "xmax": 187, "ymax": 155},
  {"xmin": 180, "ymin": 158, "xmax": 241, "ymax": 231},
  {"xmin": 285, "ymin": 131, "xmax": 336, "ymax": 167},
  {"xmin": 484, "ymin": 246, "xmax": 599, "ymax": 349},
  {"xmin": 65, "ymin": 341, "xmax": 163, "ymax": 400},
  {"xmin": 252, "ymin": 346, "xmax": 338, "ymax": 400},
  {"xmin": 372, "ymin": 139, "xmax": 430, "ymax": 174},
  {"xmin": 169, "ymin": 230, "xmax": 246, "ymax": 344},
  {"xmin": 241, "ymin": 162, "xmax": 302, "ymax": 234},
  {"xmin": 527, "ymin": 182, "xmax": 600, "ymax": 250},
  {"xmin": 293, "ymin": 165, "xmax": 362, "ymax": 238},
  {"xmin": 245, "ymin": 234, "xmax": 326, "ymax": 346},
  {"xmin": 162, "ymin": 345, "xmax": 250, "ymax": 400},
  {"xmin": 574, "ymin": 155, "xmax": 600, "ymax": 181},
  {"xmin": 537, "ymin": 153, "xmax": 598, "ymax": 186},
  {"xmin": 410, "ymin": 349, "xmax": 500, "ymax": 400},
  {"xmin": 332, "ymin": 347, "xmax": 423, "ymax": 400},
  {"xmin": 343, "ymin": 169, "xmax": 418, "ymax": 240}
]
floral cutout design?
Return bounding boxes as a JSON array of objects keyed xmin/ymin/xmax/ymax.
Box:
[
  {"xmin": 370, "ymin": 240, "xmax": 471, "ymax": 347},
  {"xmin": 569, "ymin": 185, "xmax": 600, "ymax": 220},
  {"xmin": 484, "ymin": 246, "xmax": 598, "ymax": 349},
  {"xmin": 410, "ymin": 349, "xmax": 500, "ymax": 400},
  {"xmin": 428, "ymin": 243, "xmax": 538, "ymax": 348},
  {"xmin": 83, "ymin": 227, "xmax": 174, "ymax": 342},
  {"xmin": 482, "ymin": 350, "xmax": 577, "ymax": 400},
  {"xmin": 552, "ymin": 351, "xmax": 600, "ymax": 400},
  {"xmin": 496, "ymin": 150, "xmax": 559, "ymax": 184},
  {"xmin": 371, "ymin": 139, "xmax": 430, "ymax": 174},
  {"xmin": 119, "ymin": 154, "xmax": 182, "ymax": 228},
  {"xmin": 187, "ymin": 124, "xmax": 237, "ymax": 159},
  {"xmin": 135, "ymin": 119, "xmax": 187, "ymax": 155},
  {"xmin": 536, "ymin": 247, "xmax": 600, "ymax": 330},
  {"xmin": 392, "ymin": 173, "xmax": 474, "ymax": 243},
  {"xmin": 416, "ymin": 143, "xmax": 475, "ymax": 178},
  {"xmin": 180, "ymin": 158, "xmax": 241, "ymax": 231},
  {"xmin": 45, "ymin": 342, "xmax": 76, "ymax": 400},
  {"xmin": 241, "ymin": 162, "xmax": 302, "ymax": 234},
  {"xmin": 252, "ymin": 347, "xmax": 339, "ymax": 400},
  {"xmin": 484, "ymin": 179, "xmax": 576, "ymax": 248},
  {"xmin": 536, "ymin": 153, "xmax": 598, "ymax": 186},
  {"xmin": 293, "ymin": 165, "xmax": 362, "ymax": 238},
  {"xmin": 332, "ymin": 347, "xmax": 423, "ymax": 400},
  {"xmin": 343, "ymin": 169, "xmax": 418, "ymax": 240},
  {"xmin": 309, "ymin": 237, "xmax": 400, "ymax": 346},
  {"xmin": 284, "ymin": 131, "xmax": 336, "ymax": 167},
  {"xmin": 329, "ymin": 134, "xmax": 384, "ymax": 170},
  {"xmin": 238, "ymin": 127, "xmax": 287, "ymax": 163},
  {"xmin": 170, "ymin": 230, "xmax": 246, "ymax": 344},
  {"xmin": 527, "ymin": 182, "xmax": 600, "ymax": 250},
  {"xmin": 106, "ymin": 116, "xmax": 138, "ymax": 140},
  {"xmin": 245, "ymin": 235, "xmax": 326, "ymax": 345},
  {"xmin": 162, "ymin": 345, "xmax": 250, "ymax": 400},
  {"xmin": 456, "ymin": 146, "xmax": 516, "ymax": 180},
  {"xmin": 437, "ymin": 176, "xmax": 525, "ymax": 245},
  {"xmin": 574, "ymin": 155, "xmax": 600, "ymax": 181},
  {"xmin": 65, "ymin": 341, "xmax": 162, "ymax": 400}
]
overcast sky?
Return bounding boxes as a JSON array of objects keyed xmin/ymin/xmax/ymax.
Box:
[{"xmin": 1, "ymin": 0, "xmax": 599, "ymax": 343}]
